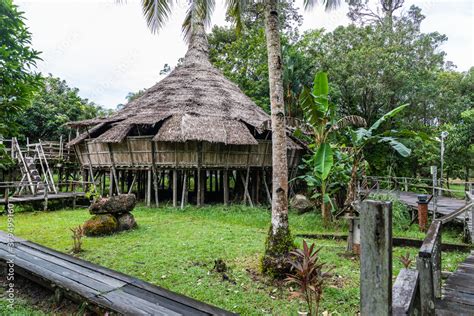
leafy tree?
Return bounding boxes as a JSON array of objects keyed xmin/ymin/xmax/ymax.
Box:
[
  {"xmin": 12, "ymin": 75, "xmax": 110, "ymax": 142},
  {"xmin": 343, "ymin": 105, "xmax": 412, "ymax": 209},
  {"xmin": 444, "ymin": 109, "xmax": 474, "ymax": 184},
  {"xmin": 0, "ymin": 0, "xmax": 42, "ymax": 166},
  {"xmin": 299, "ymin": 71, "xmax": 365, "ymax": 222}
]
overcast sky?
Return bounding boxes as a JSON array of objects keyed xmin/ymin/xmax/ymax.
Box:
[{"xmin": 17, "ymin": 0, "xmax": 473, "ymax": 109}]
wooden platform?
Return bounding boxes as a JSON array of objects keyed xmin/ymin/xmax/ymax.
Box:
[
  {"xmin": 0, "ymin": 192, "xmax": 85, "ymax": 205},
  {"xmin": 436, "ymin": 251, "xmax": 474, "ymax": 315},
  {"xmin": 0, "ymin": 232, "xmax": 233, "ymax": 315}
]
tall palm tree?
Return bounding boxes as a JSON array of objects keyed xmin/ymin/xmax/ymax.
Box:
[{"xmin": 125, "ymin": 0, "xmax": 342, "ymax": 277}]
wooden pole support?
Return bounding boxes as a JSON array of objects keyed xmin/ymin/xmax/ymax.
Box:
[
  {"xmin": 360, "ymin": 200, "xmax": 392, "ymax": 315},
  {"xmin": 146, "ymin": 169, "xmax": 152, "ymax": 207},
  {"xmin": 173, "ymin": 169, "xmax": 178, "ymax": 207}
]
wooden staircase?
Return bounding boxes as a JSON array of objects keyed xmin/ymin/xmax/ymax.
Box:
[{"xmin": 11, "ymin": 138, "xmax": 57, "ymax": 196}]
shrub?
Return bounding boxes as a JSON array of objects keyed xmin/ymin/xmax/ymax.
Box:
[{"xmin": 285, "ymin": 240, "xmax": 332, "ymax": 316}]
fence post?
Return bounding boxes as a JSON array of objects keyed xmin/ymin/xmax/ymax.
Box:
[
  {"xmin": 431, "ymin": 166, "xmax": 438, "ymax": 219},
  {"xmin": 360, "ymin": 200, "xmax": 392, "ymax": 315}
]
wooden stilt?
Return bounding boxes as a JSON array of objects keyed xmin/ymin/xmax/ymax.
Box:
[
  {"xmin": 181, "ymin": 171, "xmax": 187, "ymax": 209},
  {"xmin": 153, "ymin": 168, "xmax": 159, "ymax": 207},
  {"xmin": 173, "ymin": 169, "xmax": 178, "ymax": 207},
  {"xmin": 109, "ymin": 170, "xmax": 114, "ymax": 197},
  {"xmin": 128, "ymin": 173, "xmax": 136, "ymax": 194},
  {"xmin": 112, "ymin": 167, "xmax": 120, "ymax": 195},
  {"xmin": 146, "ymin": 169, "xmax": 152, "ymax": 207},
  {"xmin": 240, "ymin": 172, "xmax": 253, "ymax": 207},
  {"xmin": 223, "ymin": 169, "xmax": 229, "ymax": 206},
  {"xmin": 197, "ymin": 169, "xmax": 202, "ymax": 206}
]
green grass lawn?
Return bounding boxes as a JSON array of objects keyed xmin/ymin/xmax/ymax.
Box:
[{"xmin": 0, "ymin": 204, "xmax": 469, "ymax": 315}]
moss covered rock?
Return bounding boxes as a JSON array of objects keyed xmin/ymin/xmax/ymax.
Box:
[
  {"xmin": 83, "ymin": 214, "xmax": 118, "ymax": 236},
  {"xmin": 116, "ymin": 213, "xmax": 137, "ymax": 231},
  {"xmin": 89, "ymin": 194, "xmax": 136, "ymax": 215}
]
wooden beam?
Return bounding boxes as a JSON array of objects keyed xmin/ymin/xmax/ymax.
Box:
[
  {"xmin": 360, "ymin": 200, "xmax": 392, "ymax": 315},
  {"xmin": 240, "ymin": 173, "xmax": 253, "ymax": 208},
  {"xmin": 181, "ymin": 171, "xmax": 187, "ymax": 210},
  {"xmin": 146, "ymin": 169, "xmax": 152, "ymax": 207},
  {"xmin": 173, "ymin": 169, "xmax": 178, "ymax": 207}
]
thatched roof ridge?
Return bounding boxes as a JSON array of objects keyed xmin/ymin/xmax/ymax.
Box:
[{"xmin": 68, "ymin": 21, "xmax": 291, "ymax": 147}]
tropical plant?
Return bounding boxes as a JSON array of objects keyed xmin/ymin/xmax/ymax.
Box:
[
  {"xmin": 70, "ymin": 225, "xmax": 84, "ymax": 254},
  {"xmin": 343, "ymin": 104, "xmax": 412, "ymax": 210},
  {"xmin": 285, "ymin": 240, "xmax": 331, "ymax": 316},
  {"xmin": 299, "ymin": 71, "xmax": 366, "ymax": 223}
]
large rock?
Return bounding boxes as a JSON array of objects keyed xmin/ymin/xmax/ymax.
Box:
[
  {"xmin": 89, "ymin": 194, "xmax": 136, "ymax": 215},
  {"xmin": 290, "ymin": 194, "xmax": 313, "ymax": 213},
  {"xmin": 83, "ymin": 214, "xmax": 119, "ymax": 236},
  {"xmin": 116, "ymin": 213, "xmax": 137, "ymax": 231}
]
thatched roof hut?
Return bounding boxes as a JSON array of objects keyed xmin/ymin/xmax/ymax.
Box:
[{"xmin": 68, "ymin": 22, "xmax": 302, "ymax": 206}]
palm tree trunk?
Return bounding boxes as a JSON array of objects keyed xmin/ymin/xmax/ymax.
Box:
[{"xmin": 261, "ymin": 0, "xmax": 293, "ymax": 278}]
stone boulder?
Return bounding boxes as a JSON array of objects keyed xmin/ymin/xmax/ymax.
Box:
[
  {"xmin": 290, "ymin": 194, "xmax": 313, "ymax": 213},
  {"xmin": 116, "ymin": 213, "xmax": 137, "ymax": 231},
  {"xmin": 83, "ymin": 214, "xmax": 118, "ymax": 237},
  {"xmin": 89, "ymin": 194, "xmax": 136, "ymax": 215}
]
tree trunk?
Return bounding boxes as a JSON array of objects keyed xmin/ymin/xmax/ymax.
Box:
[{"xmin": 261, "ymin": 0, "xmax": 293, "ymax": 278}]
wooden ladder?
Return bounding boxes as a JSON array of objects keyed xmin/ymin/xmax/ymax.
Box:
[{"xmin": 34, "ymin": 141, "xmax": 57, "ymax": 194}]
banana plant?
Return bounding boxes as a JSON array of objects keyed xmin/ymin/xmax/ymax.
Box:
[
  {"xmin": 343, "ymin": 104, "xmax": 412, "ymax": 210},
  {"xmin": 300, "ymin": 72, "xmax": 365, "ymax": 223}
]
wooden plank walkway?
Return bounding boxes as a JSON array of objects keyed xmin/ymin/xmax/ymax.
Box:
[
  {"xmin": 436, "ymin": 251, "xmax": 474, "ymax": 315},
  {"xmin": 0, "ymin": 192, "xmax": 85, "ymax": 205},
  {"xmin": 0, "ymin": 231, "xmax": 234, "ymax": 315}
]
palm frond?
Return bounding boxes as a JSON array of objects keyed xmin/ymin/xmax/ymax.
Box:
[
  {"xmin": 140, "ymin": 0, "xmax": 174, "ymax": 34},
  {"xmin": 303, "ymin": 0, "xmax": 342, "ymax": 11},
  {"xmin": 182, "ymin": 0, "xmax": 216, "ymax": 42},
  {"xmin": 225, "ymin": 0, "xmax": 251, "ymax": 35}
]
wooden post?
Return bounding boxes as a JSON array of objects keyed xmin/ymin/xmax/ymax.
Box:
[
  {"xmin": 431, "ymin": 166, "xmax": 438, "ymax": 219},
  {"xmin": 43, "ymin": 185, "xmax": 49, "ymax": 211},
  {"xmin": 240, "ymin": 173, "xmax": 253, "ymax": 207},
  {"xmin": 72, "ymin": 182, "xmax": 77, "ymax": 210},
  {"xmin": 404, "ymin": 177, "xmax": 408, "ymax": 192},
  {"xmin": 223, "ymin": 169, "xmax": 229, "ymax": 206},
  {"xmin": 146, "ymin": 169, "xmax": 152, "ymax": 207},
  {"xmin": 153, "ymin": 168, "xmax": 159, "ymax": 208},
  {"xmin": 173, "ymin": 169, "xmax": 178, "ymax": 207},
  {"xmin": 109, "ymin": 170, "xmax": 114, "ymax": 197},
  {"xmin": 4, "ymin": 187, "xmax": 9, "ymax": 214},
  {"xmin": 360, "ymin": 200, "xmax": 392, "ymax": 315},
  {"xmin": 181, "ymin": 171, "xmax": 187, "ymax": 209}
]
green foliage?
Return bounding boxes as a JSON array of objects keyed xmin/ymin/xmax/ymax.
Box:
[
  {"xmin": 370, "ymin": 194, "xmax": 411, "ymax": 230},
  {"xmin": 0, "ymin": 0, "xmax": 42, "ymax": 136},
  {"xmin": 11, "ymin": 75, "xmax": 111, "ymax": 142},
  {"xmin": 285, "ymin": 240, "xmax": 331, "ymax": 316},
  {"xmin": 315, "ymin": 143, "xmax": 333, "ymax": 180}
]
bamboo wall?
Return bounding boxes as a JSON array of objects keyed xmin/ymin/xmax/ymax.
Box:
[{"xmin": 75, "ymin": 137, "xmax": 301, "ymax": 170}]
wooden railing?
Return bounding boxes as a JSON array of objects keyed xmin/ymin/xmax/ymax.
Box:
[
  {"xmin": 363, "ymin": 175, "xmax": 474, "ymax": 196},
  {"xmin": 392, "ymin": 196, "xmax": 474, "ymax": 315}
]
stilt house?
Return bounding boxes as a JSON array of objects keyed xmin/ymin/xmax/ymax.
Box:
[{"xmin": 67, "ymin": 22, "xmax": 303, "ymax": 206}]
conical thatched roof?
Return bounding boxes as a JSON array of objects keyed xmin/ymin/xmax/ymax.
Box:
[{"xmin": 68, "ymin": 23, "xmax": 301, "ymax": 149}]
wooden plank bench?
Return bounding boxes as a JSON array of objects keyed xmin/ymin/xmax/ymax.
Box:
[{"xmin": 0, "ymin": 231, "xmax": 234, "ymax": 315}]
